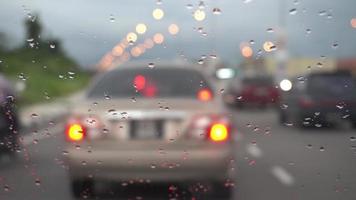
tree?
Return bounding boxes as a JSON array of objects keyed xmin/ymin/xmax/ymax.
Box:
[{"xmin": 25, "ymin": 14, "xmax": 42, "ymax": 41}]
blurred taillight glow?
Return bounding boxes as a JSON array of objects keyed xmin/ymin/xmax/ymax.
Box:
[
  {"xmin": 209, "ymin": 123, "xmax": 229, "ymax": 142},
  {"xmin": 66, "ymin": 123, "xmax": 85, "ymax": 142},
  {"xmin": 197, "ymin": 89, "xmax": 212, "ymax": 101},
  {"xmin": 189, "ymin": 114, "xmax": 230, "ymax": 142}
]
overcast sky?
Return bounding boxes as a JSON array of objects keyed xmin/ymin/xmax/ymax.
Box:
[{"xmin": 0, "ymin": 0, "xmax": 356, "ymax": 68}]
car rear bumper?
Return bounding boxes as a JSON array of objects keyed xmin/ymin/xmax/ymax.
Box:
[{"xmin": 66, "ymin": 142, "xmax": 234, "ymax": 182}]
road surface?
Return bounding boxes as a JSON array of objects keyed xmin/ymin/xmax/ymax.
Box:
[{"xmin": 0, "ymin": 109, "xmax": 355, "ymax": 200}]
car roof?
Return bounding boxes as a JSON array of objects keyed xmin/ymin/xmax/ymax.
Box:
[{"xmin": 108, "ymin": 60, "xmax": 205, "ymax": 72}]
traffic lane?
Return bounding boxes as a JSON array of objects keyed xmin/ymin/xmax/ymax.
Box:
[
  {"xmin": 232, "ymin": 109, "xmax": 356, "ymax": 200},
  {"xmin": 0, "ymin": 122, "xmax": 71, "ymax": 200}
]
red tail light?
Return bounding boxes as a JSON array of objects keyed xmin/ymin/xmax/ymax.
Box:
[
  {"xmin": 197, "ymin": 89, "xmax": 213, "ymax": 101},
  {"xmin": 188, "ymin": 114, "xmax": 230, "ymax": 142},
  {"xmin": 66, "ymin": 123, "xmax": 85, "ymax": 142},
  {"xmin": 209, "ymin": 123, "xmax": 229, "ymax": 142}
]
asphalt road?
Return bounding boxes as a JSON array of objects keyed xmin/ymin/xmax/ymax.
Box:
[{"xmin": 0, "ymin": 109, "xmax": 356, "ymax": 200}]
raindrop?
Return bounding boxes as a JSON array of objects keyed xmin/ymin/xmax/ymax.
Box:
[
  {"xmin": 109, "ymin": 14, "xmax": 115, "ymax": 22},
  {"xmin": 318, "ymin": 10, "xmax": 327, "ymax": 16},
  {"xmin": 3, "ymin": 185, "xmax": 10, "ymax": 192},
  {"xmin": 266, "ymin": 28, "xmax": 274, "ymax": 33},
  {"xmin": 242, "ymin": 0, "xmax": 253, "ymax": 3},
  {"xmin": 306, "ymin": 144, "xmax": 313, "ymax": 149},
  {"xmin": 148, "ymin": 62, "xmax": 155, "ymax": 68},
  {"xmin": 198, "ymin": 1, "xmax": 205, "ymax": 9},
  {"xmin": 156, "ymin": 0, "xmax": 162, "ymax": 5},
  {"xmin": 350, "ymin": 136, "xmax": 356, "ymax": 142},
  {"xmin": 81, "ymin": 161, "xmax": 87, "ymax": 165},
  {"xmin": 198, "ymin": 59, "xmax": 204, "ymax": 64},
  {"xmin": 249, "ymin": 40, "xmax": 255, "ymax": 45},
  {"xmin": 150, "ymin": 164, "xmax": 157, "ymax": 169},
  {"xmin": 31, "ymin": 113, "xmax": 39, "ymax": 118},
  {"xmin": 104, "ymin": 94, "xmax": 111, "ymax": 100},
  {"xmin": 306, "ymin": 28, "xmax": 312, "ymax": 34},
  {"xmin": 289, "ymin": 8, "xmax": 297, "ymax": 15},
  {"xmin": 319, "ymin": 146, "xmax": 325, "ymax": 152},
  {"xmin": 210, "ymin": 54, "xmax": 217, "ymax": 59},
  {"xmin": 186, "ymin": 4, "xmax": 193, "ymax": 10},
  {"xmin": 212, "ymin": 8, "xmax": 222, "ymax": 15},
  {"xmin": 131, "ymin": 97, "xmax": 137, "ymax": 102},
  {"xmin": 316, "ymin": 62, "xmax": 323, "ymax": 68},
  {"xmin": 35, "ymin": 178, "xmax": 41, "ymax": 186},
  {"xmin": 49, "ymin": 44, "xmax": 55, "ymax": 49},
  {"xmin": 332, "ymin": 42, "xmax": 339, "ymax": 49}
]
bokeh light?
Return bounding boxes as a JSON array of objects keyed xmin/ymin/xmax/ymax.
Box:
[
  {"xmin": 351, "ymin": 18, "xmax": 356, "ymax": 28},
  {"xmin": 152, "ymin": 8, "xmax": 164, "ymax": 20},
  {"xmin": 263, "ymin": 41, "xmax": 275, "ymax": 52},
  {"xmin": 126, "ymin": 32, "xmax": 138, "ymax": 43},
  {"xmin": 194, "ymin": 9, "xmax": 206, "ymax": 21},
  {"xmin": 136, "ymin": 23, "xmax": 147, "ymax": 34},
  {"xmin": 144, "ymin": 38, "xmax": 154, "ymax": 49},
  {"xmin": 153, "ymin": 33, "xmax": 164, "ymax": 44},
  {"xmin": 241, "ymin": 46, "xmax": 253, "ymax": 58},
  {"xmin": 168, "ymin": 24, "xmax": 180, "ymax": 35}
]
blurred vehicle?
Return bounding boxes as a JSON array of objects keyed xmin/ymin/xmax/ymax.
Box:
[
  {"xmin": 279, "ymin": 71, "xmax": 356, "ymax": 128},
  {"xmin": 64, "ymin": 63, "xmax": 235, "ymax": 198},
  {"xmin": 224, "ymin": 76, "xmax": 279, "ymax": 108},
  {"xmin": 0, "ymin": 74, "xmax": 19, "ymax": 154}
]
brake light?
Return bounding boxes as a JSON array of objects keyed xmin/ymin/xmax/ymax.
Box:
[
  {"xmin": 209, "ymin": 123, "xmax": 229, "ymax": 142},
  {"xmin": 197, "ymin": 89, "xmax": 212, "ymax": 101},
  {"xmin": 134, "ymin": 75, "xmax": 146, "ymax": 91},
  {"xmin": 66, "ymin": 123, "xmax": 85, "ymax": 142}
]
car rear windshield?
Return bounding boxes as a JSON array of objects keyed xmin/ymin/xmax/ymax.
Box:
[
  {"xmin": 307, "ymin": 75, "xmax": 356, "ymax": 98},
  {"xmin": 87, "ymin": 67, "xmax": 213, "ymax": 99}
]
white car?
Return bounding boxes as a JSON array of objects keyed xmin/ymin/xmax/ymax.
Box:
[{"xmin": 64, "ymin": 62, "xmax": 235, "ymax": 198}]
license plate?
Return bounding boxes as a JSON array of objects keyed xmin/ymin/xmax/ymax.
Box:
[{"xmin": 131, "ymin": 121, "xmax": 161, "ymax": 139}]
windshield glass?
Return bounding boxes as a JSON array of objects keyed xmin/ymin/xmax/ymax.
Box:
[{"xmin": 88, "ymin": 68, "xmax": 212, "ymax": 99}]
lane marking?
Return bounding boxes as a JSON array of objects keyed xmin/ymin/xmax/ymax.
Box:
[
  {"xmin": 271, "ymin": 166, "xmax": 295, "ymax": 186},
  {"xmin": 20, "ymin": 123, "xmax": 64, "ymax": 146},
  {"xmin": 246, "ymin": 144, "xmax": 263, "ymax": 158}
]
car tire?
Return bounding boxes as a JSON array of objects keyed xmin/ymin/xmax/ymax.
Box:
[{"xmin": 71, "ymin": 179, "xmax": 94, "ymax": 199}]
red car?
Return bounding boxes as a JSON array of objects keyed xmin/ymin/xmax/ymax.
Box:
[{"xmin": 224, "ymin": 76, "xmax": 279, "ymax": 108}]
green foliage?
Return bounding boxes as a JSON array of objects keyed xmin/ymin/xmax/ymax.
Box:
[{"xmin": 0, "ymin": 48, "xmax": 91, "ymax": 105}]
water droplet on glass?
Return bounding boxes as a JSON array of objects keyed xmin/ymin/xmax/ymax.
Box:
[
  {"xmin": 319, "ymin": 146, "xmax": 325, "ymax": 152},
  {"xmin": 306, "ymin": 28, "xmax": 312, "ymax": 34},
  {"xmin": 109, "ymin": 14, "xmax": 115, "ymax": 22},
  {"xmin": 350, "ymin": 136, "xmax": 356, "ymax": 142},
  {"xmin": 31, "ymin": 113, "xmax": 39, "ymax": 118},
  {"xmin": 266, "ymin": 28, "xmax": 274, "ymax": 33},
  {"xmin": 319, "ymin": 10, "xmax": 327, "ymax": 16},
  {"xmin": 212, "ymin": 8, "xmax": 222, "ymax": 15},
  {"xmin": 306, "ymin": 144, "xmax": 313, "ymax": 149},
  {"xmin": 148, "ymin": 62, "xmax": 155, "ymax": 68},
  {"xmin": 332, "ymin": 42, "xmax": 339, "ymax": 49},
  {"xmin": 35, "ymin": 178, "xmax": 41, "ymax": 186},
  {"xmin": 3, "ymin": 185, "xmax": 10, "ymax": 192},
  {"xmin": 289, "ymin": 8, "xmax": 297, "ymax": 15},
  {"xmin": 198, "ymin": 59, "xmax": 204, "ymax": 65},
  {"xmin": 186, "ymin": 4, "xmax": 193, "ymax": 10}
]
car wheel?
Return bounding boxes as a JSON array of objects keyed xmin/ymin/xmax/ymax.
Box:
[{"xmin": 71, "ymin": 179, "xmax": 94, "ymax": 199}]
